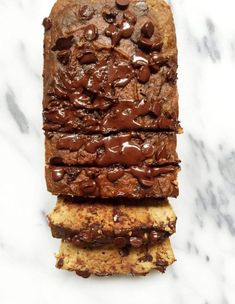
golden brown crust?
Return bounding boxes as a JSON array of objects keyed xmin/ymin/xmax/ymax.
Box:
[
  {"xmin": 48, "ymin": 196, "xmax": 176, "ymax": 247},
  {"xmin": 56, "ymin": 238, "xmax": 175, "ymax": 277}
]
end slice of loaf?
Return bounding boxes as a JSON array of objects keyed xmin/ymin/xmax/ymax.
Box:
[{"xmin": 56, "ymin": 238, "xmax": 175, "ymax": 277}]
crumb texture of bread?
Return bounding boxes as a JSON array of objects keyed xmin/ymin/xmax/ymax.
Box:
[
  {"xmin": 48, "ymin": 196, "xmax": 176, "ymax": 247},
  {"xmin": 56, "ymin": 238, "xmax": 175, "ymax": 276}
]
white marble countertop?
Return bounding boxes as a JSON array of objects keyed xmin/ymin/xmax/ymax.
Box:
[{"xmin": 0, "ymin": 0, "xmax": 235, "ymax": 303}]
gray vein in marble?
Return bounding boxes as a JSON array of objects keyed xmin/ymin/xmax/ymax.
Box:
[
  {"xmin": 203, "ymin": 18, "xmax": 221, "ymax": 62},
  {"xmin": 188, "ymin": 134, "xmax": 210, "ymax": 170},
  {"xmin": 5, "ymin": 88, "xmax": 29, "ymax": 134},
  {"xmin": 218, "ymin": 152, "xmax": 235, "ymax": 193},
  {"xmin": 196, "ymin": 183, "xmax": 235, "ymax": 236}
]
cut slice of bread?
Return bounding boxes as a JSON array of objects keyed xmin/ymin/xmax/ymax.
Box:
[
  {"xmin": 56, "ymin": 238, "xmax": 175, "ymax": 277},
  {"xmin": 48, "ymin": 196, "xmax": 176, "ymax": 248}
]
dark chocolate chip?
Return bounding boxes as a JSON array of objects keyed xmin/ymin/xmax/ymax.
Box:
[
  {"xmin": 84, "ymin": 24, "xmax": 98, "ymax": 41},
  {"xmin": 51, "ymin": 168, "xmax": 65, "ymax": 182},
  {"xmin": 137, "ymin": 65, "xmax": 150, "ymax": 83},
  {"xmin": 119, "ymin": 246, "xmax": 130, "ymax": 257},
  {"xmin": 141, "ymin": 143, "xmax": 154, "ymax": 157},
  {"xmin": 138, "ymin": 36, "xmax": 153, "ymax": 51},
  {"xmin": 151, "ymin": 38, "xmax": 163, "ymax": 52},
  {"xmin": 76, "ymin": 270, "xmax": 91, "ymax": 278},
  {"xmin": 80, "ymin": 180, "xmax": 96, "ymax": 194},
  {"xmin": 116, "ymin": 0, "xmax": 129, "ymax": 9},
  {"xmin": 141, "ymin": 21, "xmax": 154, "ymax": 38},
  {"xmin": 130, "ymin": 236, "xmax": 143, "ymax": 248},
  {"xmin": 57, "ymin": 258, "xmax": 64, "ymax": 269},
  {"xmin": 123, "ymin": 10, "xmax": 137, "ymax": 25},
  {"xmin": 131, "ymin": 52, "xmax": 149, "ymax": 68},
  {"xmin": 119, "ymin": 20, "xmax": 134, "ymax": 38},
  {"xmin": 57, "ymin": 50, "xmax": 70, "ymax": 65},
  {"xmin": 149, "ymin": 53, "xmax": 168, "ymax": 73},
  {"xmin": 51, "ymin": 36, "xmax": 74, "ymax": 51},
  {"xmin": 77, "ymin": 50, "xmax": 97, "ymax": 64},
  {"xmin": 102, "ymin": 6, "xmax": 118, "ymax": 23},
  {"xmin": 79, "ymin": 5, "xmax": 94, "ymax": 20},
  {"xmin": 42, "ymin": 17, "xmax": 52, "ymax": 31},
  {"xmin": 105, "ymin": 24, "xmax": 122, "ymax": 46},
  {"xmin": 156, "ymin": 258, "xmax": 168, "ymax": 267},
  {"xmin": 149, "ymin": 230, "xmax": 160, "ymax": 243},
  {"xmin": 145, "ymin": 254, "xmax": 153, "ymax": 262},
  {"xmin": 114, "ymin": 237, "xmax": 128, "ymax": 248},
  {"xmin": 49, "ymin": 157, "xmax": 64, "ymax": 165}
]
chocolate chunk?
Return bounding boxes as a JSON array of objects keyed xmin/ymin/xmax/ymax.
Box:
[
  {"xmin": 149, "ymin": 230, "xmax": 160, "ymax": 243},
  {"xmin": 105, "ymin": 24, "xmax": 122, "ymax": 46},
  {"xmin": 84, "ymin": 24, "xmax": 98, "ymax": 41},
  {"xmin": 49, "ymin": 157, "xmax": 63, "ymax": 165},
  {"xmin": 116, "ymin": 0, "xmax": 129, "ymax": 9},
  {"xmin": 151, "ymin": 38, "xmax": 163, "ymax": 52},
  {"xmin": 80, "ymin": 180, "xmax": 96, "ymax": 194},
  {"xmin": 130, "ymin": 237, "xmax": 143, "ymax": 248},
  {"xmin": 119, "ymin": 246, "xmax": 130, "ymax": 257},
  {"xmin": 131, "ymin": 52, "xmax": 149, "ymax": 68},
  {"xmin": 42, "ymin": 17, "xmax": 52, "ymax": 31},
  {"xmin": 102, "ymin": 6, "xmax": 118, "ymax": 23},
  {"xmin": 52, "ymin": 36, "xmax": 74, "ymax": 51},
  {"xmin": 141, "ymin": 21, "xmax": 154, "ymax": 38},
  {"xmin": 114, "ymin": 237, "xmax": 128, "ymax": 248},
  {"xmin": 57, "ymin": 258, "xmax": 64, "ymax": 268},
  {"xmin": 141, "ymin": 143, "xmax": 154, "ymax": 157},
  {"xmin": 119, "ymin": 20, "xmax": 134, "ymax": 38},
  {"xmin": 138, "ymin": 254, "xmax": 153, "ymax": 262},
  {"xmin": 149, "ymin": 53, "xmax": 168, "ymax": 73},
  {"xmin": 123, "ymin": 10, "xmax": 137, "ymax": 25},
  {"xmin": 77, "ymin": 50, "xmax": 97, "ymax": 64},
  {"xmin": 138, "ymin": 36, "xmax": 153, "ymax": 51},
  {"xmin": 79, "ymin": 5, "xmax": 94, "ymax": 20},
  {"xmin": 137, "ymin": 65, "xmax": 150, "ymax": 83},
  {"xmin": 76, "ymin": 270, "xmax": 91, "ymax": 278},
  {"xmin": 57, "ymin": 50, "xmax": 70, "ymax": 65},
  {"xmin": 156, "ymin": 258, "xmax": 168, "ymax": 267},
  {"xmin": 52, "ymin": 168, "xmax": 65, "ymax": 182}
]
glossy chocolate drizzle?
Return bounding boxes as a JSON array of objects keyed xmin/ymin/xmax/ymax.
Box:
[
  {"xmin": 44, "ymin": 0, "xmax": 178, "ymax": 134},
  {"xmin": 49, "ymin": 165, "xmax": 177, "ymax": 192},
  {"xmin": 44, "ymin": 0, "xmax": 179, "ymax": 195},
  {"xmin": 56, "ymin": 132, "xmax": 157, "ymax": 166}
]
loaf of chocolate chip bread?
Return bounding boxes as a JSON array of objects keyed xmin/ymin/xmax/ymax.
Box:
[
  {"xmin": 43, "ymin": 0, "xmax": 179, "ymax": 277},
  {"xmin": 48, "ymin": 196, "xmax": 176, "ymax": 248},
  {"xmin": 56, "ymin": 238, "xmax": 175, "ymax": 277}
]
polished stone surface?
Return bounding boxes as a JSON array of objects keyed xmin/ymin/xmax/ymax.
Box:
[{"xmin": 0, "ymin": 0, "xmax": 235, "ymax": 303}]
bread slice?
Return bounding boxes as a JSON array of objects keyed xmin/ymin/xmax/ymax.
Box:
[
  {"xmin": 48, "ymin": 196, "xmax": 176, "ymax": 248},
  {"xmin": 45, "ymin": 131, "xmax": 179, "ymax": 167},
  {"xmin": 56, "ymin": 238, "xmax": 175, "ymax": 277},
  {"xmin": 46, "ymin": 165, "xmax": 179, "ymax": 198}
]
